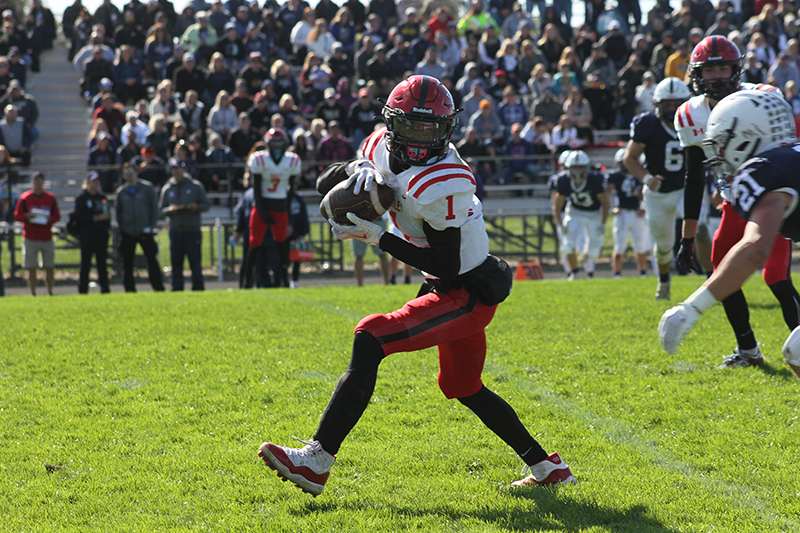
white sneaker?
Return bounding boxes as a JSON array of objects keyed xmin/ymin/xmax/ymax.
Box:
[
  {"xmin": 511, "ymin": 453, "xmax": 576, "ymax": 487},
  {"xmin": 656, "ymin": 281, "xmax": 670, "ymax": 300},
  {"xmin": 258, "ymin": 437, "xmax": 336, "ymax": 496}
]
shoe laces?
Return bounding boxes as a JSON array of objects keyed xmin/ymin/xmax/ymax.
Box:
[{"xmin": 291, "ymin": 436, "xmax": 324, "ymax": 456}]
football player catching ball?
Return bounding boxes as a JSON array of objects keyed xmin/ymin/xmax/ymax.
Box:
[{"xmin": 257, "ymin": 75, "xmax": 575, "ymax": 496}]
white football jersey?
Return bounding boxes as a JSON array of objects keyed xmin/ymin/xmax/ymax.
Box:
[
  {"xmin": 675, "ymin": 83, "xmax": 781, "ymax": 155},
  {"xmin": 360, "ymin": 127, "xmax": 489, "ymax": 274},
  {"xmin": 247, "ymin": 150, "xmax": 302, "ymax": 200}
]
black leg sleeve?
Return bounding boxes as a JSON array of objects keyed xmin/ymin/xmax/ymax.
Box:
[
  {"xmin": 721, "ymin": 289, "xmax": 757, "ymax": 351},
  {"xmin": 768, "ymin": 279, "xmax": 800, "ymax": 330},
  {"xmin": 314, "ymin": 331, "xmax": 384, "ymax": 455},
  {"xmin": 458, "ymin": 386, "xmax": 548, "ymax": 466}
]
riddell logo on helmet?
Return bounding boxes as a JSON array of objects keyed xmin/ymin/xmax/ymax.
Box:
[{"xmin": 412, "ymin": 107, "xmax": 434, "ymax": 114}]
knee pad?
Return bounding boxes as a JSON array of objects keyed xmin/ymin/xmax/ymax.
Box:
[
  {"xmin": 782, "ymin": 326, "xmax": 800, "ymax": 366},
  {"xmin": 655, "ymin": 242, "xmax": 673, "ymax": 266}
]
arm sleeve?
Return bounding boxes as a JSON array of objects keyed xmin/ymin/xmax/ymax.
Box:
[
  {"xmin": 684, "ymin": 145, "xmax": 706, "ymax": 222},
  {"xmin": 195, "ymin": 182, "xmax": 210, "ymax": 213},
  {"xmin": 379, "ymin": 222, "xmax": 461, "ymax": 281}
]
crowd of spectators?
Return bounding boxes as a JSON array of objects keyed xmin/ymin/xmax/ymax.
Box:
[{"xmin": 63, "ymin": 0, "xmax": 800, "ymax": 195}]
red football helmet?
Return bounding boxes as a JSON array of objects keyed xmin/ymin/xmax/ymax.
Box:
[
  {"xmin": 265, "ymin": 127, "xmax": 289, "ymax": 163},
  {"xmin": 382, "ymin": 75, "xmax": 459, "ymax": 167},
  {"xmin": 687, "ymin": 36, "xmax": 742, "ymax": 101}
]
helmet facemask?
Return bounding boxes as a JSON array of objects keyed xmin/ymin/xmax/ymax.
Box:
[
  {"xmin": 702, "ymin": 119, "xmax": 755, "ymax": 196},
  {"xmin": 383, "ymin": 107, "xmax": 458, "ymax": 167},
  {"xmin": 656, "ymin": 99, "xmax": 683, "ymax": 123},
  {"xmin": 267, "ymin": 138, "xmax": 288, "ymax": 164}
]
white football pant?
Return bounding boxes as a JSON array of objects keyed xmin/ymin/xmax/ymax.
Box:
[
  {"xmin": 613, "ymin": 209, "xmax": 651, "ymax": 255},
  {"xmin": 561, "ymin": 206, "xmax": 605, "ymax": 260},
  {"xmin": 644, "ymin": 188, "xmax": 683, "ymax": 267}
]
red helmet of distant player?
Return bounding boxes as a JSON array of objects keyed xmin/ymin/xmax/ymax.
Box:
[
  {"xmin": 265, "ymin": 127, "xmax": 289, "ymax": 163},
  {"xmin": 382, "ymin": 75, "xmax": 459, "ymax": 167},
  {"xmin": 687, "ymin": 36, "xmax": 742, "ymax": 101}
]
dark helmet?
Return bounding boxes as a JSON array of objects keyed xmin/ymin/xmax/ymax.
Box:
[
  {"xmin": 687, "ymin": 36, "xmax": 742, "ymax": 101},
  {"xmin": 382, "ymin": 75, "xmax": 459, "ymax": 167}
]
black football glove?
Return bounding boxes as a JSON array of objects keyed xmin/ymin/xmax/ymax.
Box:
[{"xmin": 676, "ymin": 237, "xmax": 699, "ymax": 273}]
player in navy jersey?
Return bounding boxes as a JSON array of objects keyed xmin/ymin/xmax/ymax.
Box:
[
  {"xmin": 551, "ymin": 150, "xmax": 610, "ymax": 280},
  {"xmin": 660, "ymin": 90, "xmax": 800, "ymax": 381},
  {"xmin": 606, "ymin": 148, "xmax": 650, "ymax": 278},
  {"xmin": 623, "ymin": 77, "xmax": 692, "ymax": 300},
  {"xmin": 673, "ymin": 36, "xmax": 800, "ymax": 368}
]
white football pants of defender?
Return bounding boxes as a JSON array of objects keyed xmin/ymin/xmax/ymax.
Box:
[
  {"xmin": 555, "ymin": 224, "xmax": 593, "ymax": 273},
  {"xmin": 613, "ymin": 209, "xmax": 651, "ymax": 256},
  {"xmin": 644, "ymin": 188, "xmax": 683, "ymax": 268},
  {"xmin": 561, "ymin": 206, "xmax": 605, "ymax": 262}
]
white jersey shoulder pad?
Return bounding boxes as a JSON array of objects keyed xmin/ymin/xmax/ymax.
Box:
[
  {"xmin": 406, "ymin": 150, "xmax": 476, "ymax": 206},
  {"xmin": 674, "ymin": 95, "xmax": 711, "ymax": 148}
]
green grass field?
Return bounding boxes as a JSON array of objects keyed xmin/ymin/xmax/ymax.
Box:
[{"xmin": 2, "ymin": 275, "xmax": 799, "ymax": 532}]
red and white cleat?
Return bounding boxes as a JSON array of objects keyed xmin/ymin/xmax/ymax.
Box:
[
  {"xmin": 511, "ymin": 452, "xmax": 576, "ymax": 488},
  {"xmin": 258, "ymin": 437, "xmax": 336, "ymax": 497}
]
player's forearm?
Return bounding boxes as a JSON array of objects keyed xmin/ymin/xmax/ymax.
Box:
[
  {"xmin": 681, "ymin": 219, "xmax": 698, "ymax": 239},
  {"xmin": 683, "ymin": 146, "xmax": 705, "ymax": 222},
  {"xmin": 379, "ymin": 228, "xmax": 461, "ymax": 281}
]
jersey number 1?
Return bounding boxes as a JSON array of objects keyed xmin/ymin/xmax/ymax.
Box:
[{"xmin": 445, "ymin": 195, "xmax": 456, "ymax": 220}]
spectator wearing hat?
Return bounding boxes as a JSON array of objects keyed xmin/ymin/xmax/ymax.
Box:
[
  {"xmin": 115, "ymin": 163, "xmax": 165, "ymax": 292},
  {"xmin": 397, "ymin": 7, "xmax": 421, "ymax": 42},
  {"xmin": 90, "ymin": 77, "xmax": 116, "ymax": 110},
  {"xmin": 232, "ymin": 4, "xmax": 252, "ymax": 36},
  {"xmin": 73, "ymin": 31, "xmax": 115, "ymax": 74},
  {"xmin": 228, "ymin": 111, "xmax": 260, "ymax": 160},
  {"xmin": 93, "ymin": 93, "xmax": 125, "ymax": 141},
  {"xmin": 82, "ymin": 45, "xmax": 115, "ymax": 97},
  {"xmin": 74, "ymin": 171, "xmax": 111, "ymax": 294},
  {"xmin": 326, "ymin": 42, "xmax": 353, "ymax": 81},
  {"xmin": 599, "ymin": 19, "xmax": 630, "ymax": 70},
  {"xmin": 346, "ymin": 87, "xmax": 382, "ymax": 150},
  {"xmin": 230, "ymin": 77, "xmax": 254, "ymax": 113},
  {"xmin": 362, "ymin": 13, "xmax": 388, "ymax": 46},
  {"xmin": 487, "ymin": 68, "xmax": 511, "ymax": 102},
  {"xmin": 649, "ymin": 30, "xmax": 675, "ymax": 79},
  {"xmin": 469, "ymin": 99, "xmax": 503, "ymax": 150},
  {"xmin": 180, "ymin": 11, "xmax": 219, "ymax": 64},
  {"xmin": 330, "ymin": 7, "xmax": 356, "ymax": 55},
  {"xmin": 455, "ymin": 61, "xmax": 485, "ymax": 99},
  {"xmin": 0, "ymin": 103, "xmax": 31, "ymax": 166},
  {"xmin": 87, "ymin": 130, "xmax": 118, "ymax": 191},
  {"xmin": 173, "ymin": 52, "xmax": 206, "ymax": 98},
  {"xmin": 769, "ymin": 51, "xmax": 800, "ymax": 91},
  {"xmin": 315, "ymin": 120, "xmax": 355, "ymax": 165},
  {"xmin": 207, "ymin": 0, "xmax": 231, "ymax": 35},
  {"xmin": 14, "ymin": 172, "xmax": 59, "ymax": 296},
  {"xmin": 131, "ymin": 144, "xmax": 168, "ymax": 189},
  {"xmin": 247, "ymin": 90, "xmax": 271, "ymax": 134},
  {"xmin": 387, "ymin": 35, "xmax": 416, "ymax": 78},
  {"xmin": 531, "ymin": 88, "xmax": 562, "ymax": 130},
  {"xmin": 0, "ymin": 80, "xmax": 38, "ymax": 141},
  {"xmin": 238, "ymin": 51, "xmax": 269, "ymax": 95},
  {"xmin": 160, "ymin": 157, "xmax": 209, "ymax": 291},
  {"xmin": 121, "ymin": 110, "xmax": 150, "ymax": 148},
  {"xmin": 6, "ymin": 47, "xmax": 26, "ymax": 87},
  {"xmin": 314, "ymin": 87, "xmax": 348, "ymax": 125},
  {"xmin": 217, "ymin": 20, "xmax": 246, "ymax": 70}
]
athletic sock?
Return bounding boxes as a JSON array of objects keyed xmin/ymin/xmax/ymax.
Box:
[{"xmin": 659, "ymin": 272, "xmax": 670, "ymax": 283}]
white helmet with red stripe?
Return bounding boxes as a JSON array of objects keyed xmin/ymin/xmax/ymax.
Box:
[{"xmin": 265, "ymin": 127, "xmax": 289, "ymax": 163}]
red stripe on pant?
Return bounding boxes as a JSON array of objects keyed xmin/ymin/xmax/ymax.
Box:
[
  {"xmin": 249, "ymin": 208, "xmax": 288, "ymax": 247},
  {"xmin": 712, "ymin": 201, "xmax": 792, "ymax": 286},
  {"xmin": 355, "ymin": 287, "xmax": 497, "ymax": 399}
]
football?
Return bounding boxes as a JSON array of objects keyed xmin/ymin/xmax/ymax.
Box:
[{"xmin": 319, "ymin": 180, "xmax": 395, "ymax": 225}]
